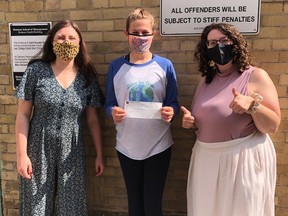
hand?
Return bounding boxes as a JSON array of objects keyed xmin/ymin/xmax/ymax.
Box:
[
  {"xmin": 95, "ymin": 156, "xmax": 104, "ymax": 176},
  {"xmin": 229, "ymin": 88, "xmax": 254, "ymax": 114},
  {"xmin": 112, "ymin": 106, "xmax": 126, "ymax": 123},
  {"xmin": 17, "ymin": 155, "xmax": 33, "ymax": 179},
  {"xmin": 181, "ymin": 106, "xmax": 196, "ymax": 129},
  {"xmin": 161, "ymin": 106, "xmax": 174, "ymax": 122}
]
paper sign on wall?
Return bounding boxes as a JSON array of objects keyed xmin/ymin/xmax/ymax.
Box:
[{"xmin": 9, "ymin": 22, "xmax": 51, "ymax": 89}]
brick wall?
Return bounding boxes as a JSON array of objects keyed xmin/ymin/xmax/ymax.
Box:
[{"xmin": 0, "ymin": 0, "xmax": 287, "ymax": 215}]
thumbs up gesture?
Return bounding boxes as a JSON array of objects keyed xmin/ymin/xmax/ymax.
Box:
[
  {"xmin": 229, "ymin": 88, "xmax": 254, "ymax": 114},
  {"xmin": 181, "ymin": 106, "xmax": 196, "ymax": 129}
]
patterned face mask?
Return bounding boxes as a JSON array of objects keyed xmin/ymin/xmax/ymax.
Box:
[
  {"xmin": 129, "ymin": 36, "xmax": 152, "ymax": 53},
  {"xmin": 52, "ymin": 40, "xmax": 80, "ymax": 61}
]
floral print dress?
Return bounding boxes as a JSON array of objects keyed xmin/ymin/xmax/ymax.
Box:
[{"xmin": 16, "ymin": 61, "xmax": 105, "ymax": 216}]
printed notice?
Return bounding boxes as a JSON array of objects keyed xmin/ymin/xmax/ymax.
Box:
[
  {"xmin": 124, "ymin": 101, "xmax": 162, "ymax": 119},
  {"xmin": 9, "ymin": 22, "xmax": 51, "ymax": 89},
  {"xmin": 160, "ymin": 0, "xmax": 261, "ymax": 35}
]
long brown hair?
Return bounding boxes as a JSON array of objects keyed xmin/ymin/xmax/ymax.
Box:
[
  {"xmin": 29, "ymin": 19, "xmax": 98, "ymax": 86},
  {"xmin": 194, "ymin": 23, "xmax": 255, "ymax": 84}
]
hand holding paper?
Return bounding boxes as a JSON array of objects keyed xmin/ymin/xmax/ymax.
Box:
[
  {"xmin": 160, "ymin": 106, "xmax": 174, "ymax": 122},
  {"xmin": 112, "ymin": 106, "xmax": 126, "ymax": 123}
]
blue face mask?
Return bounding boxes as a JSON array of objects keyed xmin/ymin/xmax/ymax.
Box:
[{"xmin": 207, "ymin": 44, "xmax": 233, "ymax": 65}]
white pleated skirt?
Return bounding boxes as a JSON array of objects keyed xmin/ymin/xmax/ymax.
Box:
[{"xmin": 187, "ymin": 131, "xmax": 276, "ymax": 216}]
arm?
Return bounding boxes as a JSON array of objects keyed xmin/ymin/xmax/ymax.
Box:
[
  {"xmin": 230, "ymin": 68, "xmax": 281, "ymax": 133},
  {"xmin": 85, "ymin": 107, "xmax": 104, "ymax": 176},
  {"xmin": 162, "ymin": 63, "xmax": 180, "ymax": 122},
  {"xmin": 248, "ymin": 68, "xmax": 281, "ymax": 133},
  {"xmin": 104, "ymin": 62, "xmax": 126, "ymax": 123},
  {"xmin": 105, "ymin": 63, "xmax": 118, "ymax": 118},
  {"xmin": 15, "ymin": 99, "xmax": 33, "ymax": 179}
]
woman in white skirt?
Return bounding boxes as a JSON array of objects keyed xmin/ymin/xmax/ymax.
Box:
[{"xmin": 181, "ymin": 23, "xmax": 281, "ymax": 216}]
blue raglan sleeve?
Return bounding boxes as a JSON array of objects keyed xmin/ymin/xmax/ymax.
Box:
[
  {"xmin": 104, "ymin": 62, "xmax": 118, "ymax": 118},
  {"xmin": 163, "ymin": 60, "xmax": 180, "ymax": 117}
]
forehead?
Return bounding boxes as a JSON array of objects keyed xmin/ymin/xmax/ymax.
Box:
[
  {"xmin": 54, "ymin": 26, "xmax": 79, "ymax": 37},
  {"xmin": 129, "ymin": 19, "xmax": 153, "ymax": 31},
  {"xmin": 207, "ymin": 29, "xmax": 227, "ymax": 40}
]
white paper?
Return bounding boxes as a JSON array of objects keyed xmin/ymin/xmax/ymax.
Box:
[{"xmin": 124, "ymin": 101, "xmax": 162, "ymax": 119}]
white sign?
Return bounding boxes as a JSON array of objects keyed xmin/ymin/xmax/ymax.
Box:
[
  {"xmin": 160, "ymin": 0, "xmax": 261, "ymax": 36},
  {"xmin": 9, "ymin": 22, "xmax": 51, "ymax": 89}
]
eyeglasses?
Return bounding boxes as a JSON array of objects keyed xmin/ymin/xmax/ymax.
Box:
[
  {"xmin": 207, "ymin": 37, "xmax": 231, "ymax": 48},
  {"xmin": 128, "ymin": 32, "xmax": 154, "ymax": 37}
]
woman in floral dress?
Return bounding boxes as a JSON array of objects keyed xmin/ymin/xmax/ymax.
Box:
[{"xmin": 15, "ymin": 20, "xmax": 105, "ymax": 215}]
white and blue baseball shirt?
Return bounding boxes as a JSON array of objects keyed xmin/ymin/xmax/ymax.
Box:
[{"xmin": 105, "ymin": 54, "xmax": 179, "ymax": 160}]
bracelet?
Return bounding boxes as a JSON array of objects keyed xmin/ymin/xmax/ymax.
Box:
[{"xmin": 247, "ymin": 93, "xmax": 263, "ymax": 114}]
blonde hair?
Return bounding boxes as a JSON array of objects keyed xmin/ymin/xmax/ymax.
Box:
[{"xmin": 125, "ymin": 8, "xmax": 156, "ymax": 31}]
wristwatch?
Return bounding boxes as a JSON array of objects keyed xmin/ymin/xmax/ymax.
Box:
[
  {"xmin": 250, "ymin": 100, "xmax": 261, "ymax": 113},
  {"xmin": 247, "ymin": 93, "xmax": 263, "ymax": 114}
]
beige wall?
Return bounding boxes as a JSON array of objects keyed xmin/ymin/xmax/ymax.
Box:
[{"xmin": 0, "ymin": 0, "xmax": 287, "ymax": 215}]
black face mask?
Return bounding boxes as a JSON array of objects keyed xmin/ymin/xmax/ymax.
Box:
[{"xmin": 207, "ymin": 44, "xmax": 233, "ymax": 65}]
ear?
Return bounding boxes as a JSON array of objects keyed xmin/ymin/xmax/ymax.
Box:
[{"xmin": 124, "ymin": 30, "xmax": 129, "ymax": 36}]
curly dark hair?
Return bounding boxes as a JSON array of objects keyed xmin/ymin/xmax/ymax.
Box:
[
  {"xmin": 29, "ymin": 19, "xmax": 98, "ymax": 87},
  {"xmin": 194, "ymin": 23, "xmax": 255, "ymax": 84}
]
